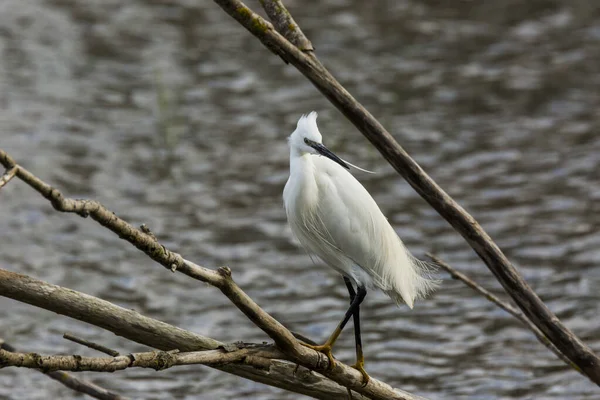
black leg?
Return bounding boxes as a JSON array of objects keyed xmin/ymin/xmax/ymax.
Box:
[
  {"xmin": 344, "ymin": 276, "xmax": 356, "ymax": 300},
  {"xmin": 300, "ymin": 277, "xmax": 369, "ymax": 385},
  {"xmin": 343, "ymin": 277, "xmax": 361, "ymax": 354},
  {"xmin": 343, "ymin": 277, "xmax": 369, "ymax": 385},
  {"xmin": 301, "ymin": 280, "xmax": 365, "ymax": 352},
  {"xmin": 336, "ymin": 280, "xmax": 366, "ymax": 335}
]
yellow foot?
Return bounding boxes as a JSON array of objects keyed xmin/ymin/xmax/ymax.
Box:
[
  {"xmin": 351, "ymin": 360, "xmax": 370, "ymax": 386},
  {"xmin": 301, "ymin": 342, "xmax": 336, "ymax": 370}
]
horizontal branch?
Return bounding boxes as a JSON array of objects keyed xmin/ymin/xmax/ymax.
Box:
[
  {"xmin": 213, "ymin": 0, "xmax": 600, "ymax": 385},
  {"xmin": 0, "ymin": 340, "xmax": 128, "ymax": 400},
  {"xmin": 0, "ymin": 346, "xmax": 283, "ymax": 373}
]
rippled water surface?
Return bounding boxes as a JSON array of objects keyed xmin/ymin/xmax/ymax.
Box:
[{"xmin": 1, "ymin": 1, "xmax": 599, "ymax": 399}]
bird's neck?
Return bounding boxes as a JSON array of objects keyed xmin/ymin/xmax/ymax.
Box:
[
  {"xmin": 286, "ymin": 150, "xmax": 318, "ymax": 213},
  {"xmin": 290, "ymin": 145, "xmax": 303, "ymax": 159},
  {"xmin": 289, "ymin": 147, "xmax": 311, "ymax": 170}
]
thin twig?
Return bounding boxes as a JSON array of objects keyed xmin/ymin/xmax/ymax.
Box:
[
  {"xmin": 427, "ymin": 254, "xmax": 526, "ymax": 319},
  {"xmin": 64, "ymin": 333, "xmax": 120, "ymax": 357},
  {"xmin": 45, "ymin": 371, "xmax": 128, "ymax": 400},
  {"xmin": 427, "ymin": 254, "xmax": 584, "ymax": 376},
  {"xmin": 212, "ymin": 0, "xmax": 600, "ymax": 384},
  {"xmin": 0, "ymin": 166, "xmax": 18, "ymax": 189},
  {"xmin": 0, "ymin": 340, "xmax": 128, "ymax": 400}
]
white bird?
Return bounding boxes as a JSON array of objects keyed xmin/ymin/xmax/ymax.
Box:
[{"xmin": 283, "ymin": 112, "xmax": 438, "ymax": 384}]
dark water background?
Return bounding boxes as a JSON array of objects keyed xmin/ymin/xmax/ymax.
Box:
[{"xmin": 1, "ymin": 0, "xmax": 599, "ymax": 399}]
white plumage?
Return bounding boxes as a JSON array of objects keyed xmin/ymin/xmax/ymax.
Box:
[{"xmin": 283, "ymin": 112, "xmax": 438, "ymax": 308}]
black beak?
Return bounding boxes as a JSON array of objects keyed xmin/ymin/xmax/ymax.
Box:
[{"xmin": 305, "ymin": 138, "xmax": 350, "ymax": 169}]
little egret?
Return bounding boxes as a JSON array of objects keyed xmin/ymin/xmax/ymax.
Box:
[{"xmin": 283, "ymin": 112, "xmax": 438, "ymax": 384}]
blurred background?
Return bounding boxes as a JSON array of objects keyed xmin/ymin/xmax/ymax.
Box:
[{"xmin": 1, "ymin": 0, "xmax": 599, "ymax": 399}]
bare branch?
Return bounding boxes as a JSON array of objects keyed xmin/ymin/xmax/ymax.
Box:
[
  {"xmin": 0, "ymin": 346, "xmax": 284, "ymax": 373},
  {"xmin": 0, "ymin": 268, "xmax": 419, "ymax": 399},
  {"xmin": 0, "ymin": 148, "xmax": 423, "ymax": 399},
  {"xmin": 0, "ymin": 341, "xmax": 128, "ymax": 400},
  {"xmin": 0, "ymin": 268, "xmax": 221, "ymax": 352},
  {"xmin": 45, "ymin": 371, "xmax": 128, "ymax": 400},
  {"xmin": 428, "ymin": 254, "xmax": 584, "ymax": 376},
  {"xmin": 0, "ymin": 166, "xmax": 17, "ymax": 190},
  {"xmin": 259, "ymin": 0, "xmax": 313, "ymax": 51},
  {"xmin": 211, "ymin": 0, "xmax": 600, "ymax": 384},
  {"xmin": 63, "ymin": 333, "xmax": 120, "ymax": 357},
  {"xmin": 0, "ymin": 148, "xmax": 299, "ymax": 358}
]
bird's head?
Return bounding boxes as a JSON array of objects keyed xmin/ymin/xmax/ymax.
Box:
[{"xmin": 288, "ymin": 112, "xmax": 349, "ymax": 169}]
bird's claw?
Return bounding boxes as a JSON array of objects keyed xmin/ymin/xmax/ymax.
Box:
[
  {"xmin": 300, "ymin": 342, "xmax": 336, "ymax": 370},
  {"xmin": 351, "ymin": 360, "xmax": 370, "ymax": 386}
]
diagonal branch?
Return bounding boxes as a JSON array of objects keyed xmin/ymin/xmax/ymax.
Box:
[
  {"xmin": 212, "ymin": 0, "xmax": 600, "ymax": 385},
  {"xmin": 0, "ymin": 148, "xmax": 299, "ymax": 357},
  {"xmin": 259, "ymin": 0, "xmax": 313, "ymax": 51},
  {"xmin": 427, "ymin": 254, "xmax": 584, "ymax": 376},
  {"xmin": 0, "ymin": 147, "xmax": 422, "ymax": 399},
  {"xmin": 46, "ymin": 371, "xmax": 128, "ymax": 400},
  {"xmin": 0, "ymin": 340, "xmax": 128, "ymax": 400}
]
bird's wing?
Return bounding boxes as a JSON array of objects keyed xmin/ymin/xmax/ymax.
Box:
[
  {"xmin": 286, "ymin": 155, "xmax": 438, "ymax": 307},
  {"xmin": 310, "ymin": 156, "xmax": 397, "ymax": 283},
  {"xmin": 314, "ymin": 155, "xmax": 439, "ymax": 305}
]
